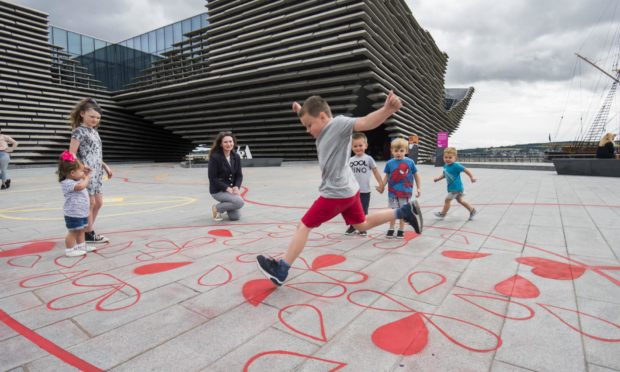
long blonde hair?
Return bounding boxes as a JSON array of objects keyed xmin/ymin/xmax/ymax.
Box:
[
  {"xmin": 68, "ymin": 98, "xmax": 102, "ymax": 129},
  {"xmin": 599, "ymin": 132, "xmax": 616, "ymax": 147}
]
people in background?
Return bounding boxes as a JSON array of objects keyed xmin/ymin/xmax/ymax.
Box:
[{"xmin": 596, "ymin": 132, "xmax": 616, "ymax": 159}]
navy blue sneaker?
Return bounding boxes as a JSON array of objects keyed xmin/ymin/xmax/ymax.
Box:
[
  {"xmin": 400, "ymin": 200, "xmax": 423, "ymax": 234},
  {"xmin": 256, "ymin": 255, "xmax": 288, "ymax": 286}
]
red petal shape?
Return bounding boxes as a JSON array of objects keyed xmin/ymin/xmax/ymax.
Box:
[
  {"xmin": 408, "ymin": 271, "xmax": 446, "ymax": 295},
  {"xmin": 7, "ymin": 255, "xmax": 41, "ymax": 268},
  {"xmin": 403, "ymin": 231, "xmax": 419, "ymax": 241},
  {"xmin": 538, "ymin": 303, "xmax": 620, "ymax": 342},
  {"xmin": 454, "ymin": 293, "xmax": 535, "ymax": 320},
  {"xmin": 243, "ymin": 279, "xmax": 277, "ymax": 306},
  {"xmin": 517, "ymin": 257, "xmax": 586, "ymax": 280},
  {"xmin": 0, "ymin": 241, "xmax": 55, "ymax": 257},
  {"xmin": 19, "ymin": 270, "xmax": 88, "ymax": 288},
  {"xmin": 54, "ymin": 254, "xmax": 86, "ymax": 269},
  {"xmin": 133, "ymin": 262, "xmax": 192, "ymax": 275},
  {"xmin": 371, "ymin": 312, "xmax": 428, "ymax": 355},
  {"xmin": 96, "ymin": 241, "xmax": 133, "ymax": 257},
  {"xmin": 197, "ymin": 265, "xmax": 232, "ymax": 286},
  {"xmin": 208, "ymin": 229, "xmax": 233, "ymax": 237},
  {"xmin": 442, "ymin": 250, "xmax": 491, "ymax": 259},
  {"xmin": 285, "ymin": 282, "xmax": 347, "ymax": 298},
  {"xmin": 243, "ymin": 350, "xmax": 346, "ymax": 372},
  {"xmin": 278, "ymin": 304, "xmax": 327, "ymax": 342},
  {"xmin": 494, "ymin": 275, "xmax": 540, "ymax": 298},
  {"xmin": 311, "ymin": 254, "xmax": 346, "ymax": 270}
]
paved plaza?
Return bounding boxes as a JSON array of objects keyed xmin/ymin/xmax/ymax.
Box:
[{"xmin": 0, "ymin": 162, "xmax": 619, "ymax": 371}]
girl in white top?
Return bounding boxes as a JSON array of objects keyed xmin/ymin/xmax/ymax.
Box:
[
  {"xmin": 57, "ymin": 151, "xmax": 97, "ymax": 257},
  {"xmin": 0, "ymin": 127, "xmax": 18, "ymax": 190}
]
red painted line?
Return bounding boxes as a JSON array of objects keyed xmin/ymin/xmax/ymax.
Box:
[{"xmin": 0, "ymin": 308, "xmax": 103, "ymax": 371}]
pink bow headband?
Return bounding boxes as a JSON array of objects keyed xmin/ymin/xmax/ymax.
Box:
[{"xmin": 61, "ymin": 150, "xmax": 76, "ymax": 162}]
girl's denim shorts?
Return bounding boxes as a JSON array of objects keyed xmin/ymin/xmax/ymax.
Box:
[{"xmin": 64, "ymin": 216, "xmax": 88, "ymax": 231}]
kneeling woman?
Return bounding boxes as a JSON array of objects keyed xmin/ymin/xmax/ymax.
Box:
[{"xmin": 208, "ymin": 131, "xmax": 244, "ymax": 221}]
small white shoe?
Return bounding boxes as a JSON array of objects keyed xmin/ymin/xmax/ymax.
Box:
[
  {"xmin": 212, "ymin": 205, "xmax": 223, "ymax": 221},
  {"xmin": 65, "ymin": 247, "xmax": 87, "ymax": 257}
]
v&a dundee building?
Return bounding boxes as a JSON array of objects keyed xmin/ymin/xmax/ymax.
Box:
[{"xmin": 0, "ymin": 0, "xmax": 474, "ymax": 165}]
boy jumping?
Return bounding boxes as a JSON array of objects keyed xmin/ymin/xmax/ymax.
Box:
[{"xmin": 256, "ymin": 91, "xmax": 423, "ymax": 286}]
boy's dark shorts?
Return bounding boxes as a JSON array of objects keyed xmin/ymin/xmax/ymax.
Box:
[
  {"xmin": 64, "ymin": 216, "xmax": 88, "ymax": 231},
  {"xmin": 302, "ymin": 191, "xmax": 365, "ymax": 228}
]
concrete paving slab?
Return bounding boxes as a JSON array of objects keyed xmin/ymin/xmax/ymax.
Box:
[{"xmin": 1, "ymin": 163, "xmax": 619, "ymax": 371}]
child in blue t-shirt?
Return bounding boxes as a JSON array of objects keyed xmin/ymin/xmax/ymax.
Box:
[
  {"xmin": 433, "ymin": 147, "xmax": 477, "ymax": 220},
  {"xmin": 380, "ymin": 138, "xmax": 421, "ymax": 239}
]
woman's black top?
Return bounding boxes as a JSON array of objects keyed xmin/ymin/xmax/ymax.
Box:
[
  {"xmin": 208, "ymin": 151, "xmax": 243, "ymax": 194},
  {"xmin": 596, "ymin": 142, "xmax": 615, "ymax": 159}
]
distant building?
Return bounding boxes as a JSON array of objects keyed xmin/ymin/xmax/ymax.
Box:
[{"xmin": 0, "ymin": 0, "xmax": 473, "ymax": 165}]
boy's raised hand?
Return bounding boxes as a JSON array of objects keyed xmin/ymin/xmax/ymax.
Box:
[
  {"xmin": 384, "ymin": 90, "xmax": 402, "ymax": 113},
  {"xmin": 292, "ymin": 102, "xmax": 301, "ymax": 114}
]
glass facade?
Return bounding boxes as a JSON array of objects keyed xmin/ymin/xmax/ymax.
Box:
[{"xmin": 48, "ymin": 13, "xmax": 208, "ymax": 91}]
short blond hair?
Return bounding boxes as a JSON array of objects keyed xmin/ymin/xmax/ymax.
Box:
[
  {"xmin": 444, "ymin": 147, "xmax": 457, "ymax": 156},
  {"xmin": 391, "ymin": 138, "xmax": 408, "ymax": 151},
  {"xmin": 599, "ymin": 132, "xmax": 616, "ymax": 147}
]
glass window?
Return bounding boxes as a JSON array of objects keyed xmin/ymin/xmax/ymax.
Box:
[
  {"xmin": 126, "ymin": 38, "xmax": 133, "ymax": 49},
  {"xmin": 173, "ymin": 22, "xmax": 182, "ymax": 44},
  {"xmin": 148, "ymin": 31, "xmax": 156, "ymax": 53},
  {"xmin": 94, "ymin": 39, "xmax": 107, "ymax": 52},
  {"xmin": 141, "ymin": 33, "xmax": 149, "ymax": 52},
  {"xmin": 48, "ymin": 26, "xmax": 53, "ymax": 45},
  {"xmin": 201, "ymin": 15, "xmax": 208, "ymax": 29},
  {"xmin": 156, "ymin": 28, "xmax": 164, "ymax": 53},
  {"xmin": 52, "ymin": 27, "xmax": 68, "ymax": 51},
  {"xmin": 67, "ymin": 32, "xmax": 81, "ymax": 56},
  {"xmin": 164, "ymin": 25, "xmax": 173, "ymax": 50},
  {"xmin": 182, "ymin": 19, "xmax": 191, "ymax": 39},
  {"xmin": 132, "ymin": 36, "xmax": 140, "ymax": 51},
  {"xmin": 81, "ymin": 36, "xmax": 94, "ymax": 55},
  {"xmin": 191, "ymin": 15, "xmax": 201, "ymax": 31}
]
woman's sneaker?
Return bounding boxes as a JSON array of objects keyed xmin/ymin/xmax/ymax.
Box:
[
  {"xmin": 212, "ymin": 205, "xmax": 223, "ymax": 222},
  {"xmin": 65, "ymin": 247, "xmax": 87, "ymax": 257},
  {"xmin": 345, "ymin": 226, "xmax": 356, "ymax": 235},
  {"xmin": 85, "ymin": 231, "xmax": 109, "ymax": 243}
]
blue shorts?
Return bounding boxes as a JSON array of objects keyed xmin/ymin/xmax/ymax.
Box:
[{"xmin": 65, "ymin": 216, "xmax": 88, "ymax": 231}]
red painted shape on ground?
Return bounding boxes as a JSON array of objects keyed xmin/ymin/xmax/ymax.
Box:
[
  {"xmin": 197, "ymin": 265, "xmax": 232, "ymax": 286},
  {"xmin": 372, "ymin": 312, "xmax": 429, "ymax": 355},
  {"xmin": 494, "ymin": 275, "xmax": 540, "ymax": 298},
  {"xmin": 408, "ymin": 271, "xmax": 446, "ymax": 295},
  {"xmin": 243, "ymin": 350, "xmax": 346, "ymax": 372},
  {"xmin": 538, "ymin": 303, "xmax": 620, "ymax": 342},
  {"xmin": 441, "ymin": 250, "xmax": 491, "ymax": 259},
  {"xmin": 311, "ymin": 254, "xmax": 346, "ymax": 270},
  {"xmin": 7, "ymin": 255, "xmax": 41, "ymax": 268},
  {"xmin": 0, "ymin": 308, "xmax": 103, "ymax": 371},
  {"xmin": 403, "ymin": 231, "xmax": 419, "ymax": 241},
  {"xmin": 54, "ymin": 254, "xmax": 86, "ymax": 269},
  {"xmin": 243, "ymin": 279, "xmax": 277, "ymax": 306},
  {"xmin": 208, "ymin": 229, "xmax": 233, "ymax": 237},
  {"xmin": 517, "ymin": 257, "xmax": 586, "ymax": 280},
  {"xmin": 0, "ymin": 241, "xmax": 55, "ymax": 257},
  {"xmin": 278, "ymin": 304, "xmax": 327, "ymax": 342},
  {"xmin": 133, "ymin": 262, "xmax": 192, "ymax": 275},
  {"xmin": 454, "ymin": 293, "xmax": 535, "ymax": 320}
]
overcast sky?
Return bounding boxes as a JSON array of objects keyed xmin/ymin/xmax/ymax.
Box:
[{"xmin": 9, "ymin": 0, "xmax": 620, "ymax": 149}]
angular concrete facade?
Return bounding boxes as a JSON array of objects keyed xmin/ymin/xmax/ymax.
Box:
[
  {"xmin": 0, "ymin": 1, "xmax": 193, "ymax": 165},
  {"xmin": 1, "ymin": 0, "xmax": 473, "ymax": 164}
]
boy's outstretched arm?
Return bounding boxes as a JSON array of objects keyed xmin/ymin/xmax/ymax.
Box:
[
  {"xmin": 464, "ymin": 168, "xmax": 477, "ymax": 183},
  {"xmin": 433, "ymin": 174, "xmax": 445, "ymax": 182},
  {"xmin": 353, "ymin": 91, "xmax": 402, "ymax": 132}
]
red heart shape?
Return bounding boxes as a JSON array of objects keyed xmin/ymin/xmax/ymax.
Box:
[
  {"xmin": 208, "ymin": 229, "xmax": 233, "ymax": 237},
  {"xmin": 0, "ymin": 241, "xmax": 55, "ymax": 257},
  {"xmin": 197, "ymin": 265, "xmax": 232, "ymax": 286},
  {"xmin": 442, "ymin": 250, "xmax": 491, "ymax": 259},
  {"xmin": 517, "ymin": 257, "xmax": 585, "ymax": 280},
  {"xmin": 133, "ymin": 262, "xmax": 192, "ymax": 275},
  {"xmin": 311, "ymin": 254, "xmax": 346, "ymax": 270},
  {"xmin": 54, "ymin": 254, "xmax": 87, "ymax": 269},
  {"xmin": 243, "ymin": 279, "xmax": 277, "ymax": 306},
  {"xmin": 7, "ymin": 255, "xmax": 41, "ymax": 268},
  {"xmin": 408, "ymin": 271, "xmax": 446, "ymax": 295},
  {"xmin": 372, "ymin": 312, "xmax": 428, "ymax": 355},
  {"xmin": 494, "ymin": 275, "xmax": 540, "ymax": 298}
]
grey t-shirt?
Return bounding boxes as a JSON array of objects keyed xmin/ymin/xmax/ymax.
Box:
[
  {"xmin": 316, "ymin": 115, "xmax": 359, "ymax": 198},
  {"xmin": 61, "ymin": 179, "xmax": 90, "ymax": 218},
  {"xmin": 349, "ymin": 153, "xmax": 377, "ymax": 193}
]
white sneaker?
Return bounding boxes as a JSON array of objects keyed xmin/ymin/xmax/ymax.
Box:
[
  {"xmin": 65, "ymin": 247, "xmax": 87, "ymax": 257},
  {"xmin": 82, "ymin": 244, "xmax": 97, "ymax": 252},
  {"xmin": 212, "ymin": 205, "xmax": 223, "ymax": 221},
  {"xmin": 434, "ymin": 212, "xmax": 446, "ymax": 219}
]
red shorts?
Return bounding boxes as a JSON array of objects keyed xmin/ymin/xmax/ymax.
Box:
[{"xmin": 301, "ymin": 192, "xmax": 366, "ymax": 228}]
